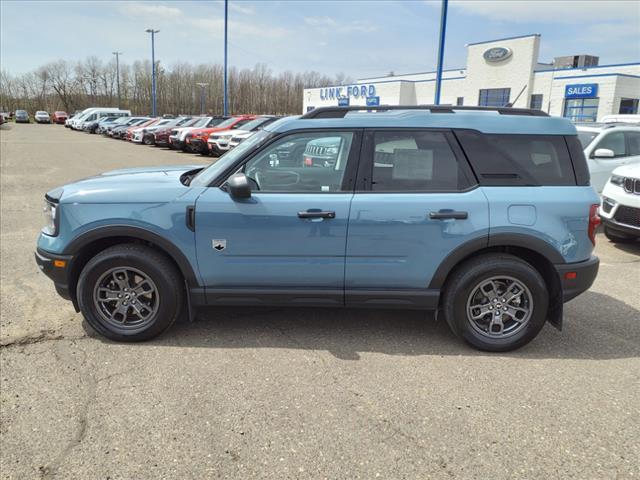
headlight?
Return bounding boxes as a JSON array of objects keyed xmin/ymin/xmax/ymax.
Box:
[
  {"xmin": 42, "ymin": 200, "xmax": 58, "ymax": 236},
  {"xmin": 610, "ymin": 174, "xmax": 624, "ymax": 187},
  {"xmin": 326, "ymin": 147, "xmax": 339, "ymax": 155}
]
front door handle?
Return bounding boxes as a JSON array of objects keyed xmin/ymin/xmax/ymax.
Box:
[
  {"xmin": 429, "ymin": 210, "xmax": 468, "ymax": 220},
  {"xmin": 298, "ymin": 210, "xmax": 336, "ymax": 219}
]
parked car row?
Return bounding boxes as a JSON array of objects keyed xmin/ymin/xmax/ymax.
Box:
[{"xmin": 65, "ymin": 108, "xmax": 284, "ymax": 159}]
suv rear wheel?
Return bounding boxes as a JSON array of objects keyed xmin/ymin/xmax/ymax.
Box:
[
  {"xmin": 442, "ymin": 254, "xmax": 548, "ymax": 352},
  {"xmin": 77, "ymin": 244, "xmax": 183, "ymax": 342}
]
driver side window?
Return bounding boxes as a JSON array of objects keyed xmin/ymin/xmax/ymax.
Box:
[{"xmin": 241, "ymin": 131, "xmax": 354, "ymax": 193}]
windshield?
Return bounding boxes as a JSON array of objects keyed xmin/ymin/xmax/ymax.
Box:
[
  {"xmin": 577, "ymin": 131, "xmax": 598, "ymax": 149},
  {"xmin": 191, "ymin": 130, "xmax": 271, "ymax": 187},
  {"xmin": 238, "ymin": 117, "xmax": 273, "ymax": 131},
  {"xmin": 214, "ymin": 117, "xmax": 243, "ymax": 129},
  {"xmin": 191, "ymin": 117, "xmax": 211, "ymax": 127}
]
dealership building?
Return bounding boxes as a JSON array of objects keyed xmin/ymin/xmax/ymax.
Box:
[{"xmin": 303, "ymin": 34, "xmax": 640, "ymax": 122}]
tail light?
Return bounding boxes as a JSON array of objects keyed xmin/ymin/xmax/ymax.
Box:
[
  {"xmin": 588, "ymin": 204, "xmax": 600, "ymax": 246},
  {"xmin": 304, "ymin": 156, "xmax": 313, "ymax": 167}
]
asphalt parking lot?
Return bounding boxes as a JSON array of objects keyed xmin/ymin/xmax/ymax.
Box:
[{"xmin": 1, "ymin": 122, "xmax": 639, "ymax": 479}]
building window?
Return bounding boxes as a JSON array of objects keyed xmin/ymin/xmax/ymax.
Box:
[
  {"xmin": 563, "ymin": 98, "xmax": 599, "ymax": 123},
  {"xmin": 529, "ymin": 94, "xmax": 543, "ymax": 110},
  {"xmin": 619, "ymin": 98, "xmax": 639, "ymax": 114},
  {"xmin": 456, "ymin": 97, "xmax": 464, "ymax": 106},
  {"xmin": 478, "ymin": 88, "xmax": 511, "ymax": 107}
]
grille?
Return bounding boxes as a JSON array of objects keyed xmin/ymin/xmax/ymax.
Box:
[
  {"xmin": 305, "ymin": 145, "xmax": 328, "ymax": 155},
  {"xmin": 614, "ymin": 205, "xmax": 640, "ymax": 227},
  {"xmin": 623, "ymin": 177, "xmax": 640, "ymax": 195}
]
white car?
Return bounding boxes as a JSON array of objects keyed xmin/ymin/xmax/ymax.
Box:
[
  {"xmin": 577, "ymin": 124, "xmax": 640, "ymax": 193},
  {"xmin": 207, "ymin": 116, "xmax": 279, "ymax": 156},
  {"xmin": 600, "ymin": 164, "xmax": 640, "ymax": 243},
  {"xmin": 228, "ymin": 130, "xmax": 255, "ymax": 150},
  {"xmin": 34, "ymin": 111, "xmax": 51, "ymax": 124},
  {"xmin": 600, "ymin": 114, "xmax": 640, "ymax": 125}
]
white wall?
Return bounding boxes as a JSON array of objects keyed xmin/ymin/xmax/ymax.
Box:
[{"xmin": 302, "ymin": 34, "xmax": 639, "ymax": 116}]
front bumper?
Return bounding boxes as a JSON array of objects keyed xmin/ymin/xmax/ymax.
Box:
[
  {"xmin": 601, "ymin": 215, "xmax": 640, "ymax": 237},
  {"xmin": 188, "ymin": 138, "xmax": 207, "ymax": 153},
  {"xmin": 554, "ymin": 255, "xmax": 599, "ymax": 302},
  {"xmin": 208, "ymin": 143, "xmax": 229, "ymax": 156},
  {"xmin": 35, "ymin": 248, "xmax": 74, "ymax": 302}
]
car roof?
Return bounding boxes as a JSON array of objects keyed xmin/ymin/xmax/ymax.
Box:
[
  {"xmin": 576, "ymin": 123, "xmax": 640, "ymax": 133},
  {"xmin": 266, "ymin": 108, "xmax": 577, "ymax": 135}
]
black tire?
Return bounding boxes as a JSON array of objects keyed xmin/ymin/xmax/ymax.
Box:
[
  {"xmin": 442, "ymin": 253, "xmax": 549, "ymax": 352},
  {"xmin": 604, "ymin": 226, "xmax": 637, "ymax": 244},
  {"xmin": 77, "ymin": 244, "xmax": 184, "ymax": 342},
  {"xmin": 143, "ymin": 135, "xmax": 153, "ymax": 145}
]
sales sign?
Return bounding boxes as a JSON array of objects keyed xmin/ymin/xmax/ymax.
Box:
[
  {"xmin": 366, "ymin": 96, "xmax": 380, "ymax": 106},
  {"xmin": 565, "ymin": 84, "xmax": 598, "ymax": 98}
]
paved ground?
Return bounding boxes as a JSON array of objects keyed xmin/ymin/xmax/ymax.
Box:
[{"xmin": 1, "ymin": 122, "xmax": 639, "ymax": 479}]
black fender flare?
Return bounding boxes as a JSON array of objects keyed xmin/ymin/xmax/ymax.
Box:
[
  {"xmin": 428, "ymin": 233, "xmax": 564, "ymax": 289},
  {"xmin": 63, "ymin": 224, "xmax": 200, "ymax": 287}
]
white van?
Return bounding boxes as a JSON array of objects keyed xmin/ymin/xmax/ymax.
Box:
[{"xmin": 71, "ymin": 108, "xmax": 131, "ymax": 130}]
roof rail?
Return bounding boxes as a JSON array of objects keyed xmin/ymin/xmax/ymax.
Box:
[{"xmin": 301, "ymin": 105, "xmax": 550, "ymax": 119}]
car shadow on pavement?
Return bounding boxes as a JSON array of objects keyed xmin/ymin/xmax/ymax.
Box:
[
  {"xmin": 88, "ymin": 291, "xmax": 640, "ymax": 361},
  {"xmin": 610, "ymin": 240, "xmax": 640, "ymax": 255}
]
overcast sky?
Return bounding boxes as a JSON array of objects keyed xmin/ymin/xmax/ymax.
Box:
[{"xmin": 1, "ymin": 0, "xmax": 639, "ymax": 78}]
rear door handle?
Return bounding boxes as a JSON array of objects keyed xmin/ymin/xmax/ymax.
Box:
[
  {"xmin": 297, "ymin": 210, "xmax": 336, "ymax": 219},
  {"xmin": 429, "ymin": 210, "xmax": 468, "ymax": 220}
]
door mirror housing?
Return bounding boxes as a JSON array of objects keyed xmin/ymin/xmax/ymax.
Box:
[
  {"xmin": 593, "ymin": 148, "xmax": 615, "ymax": 159},
  {"xmin": 226, "ymin": 173, "xmax": 252, "ymax": 199}
]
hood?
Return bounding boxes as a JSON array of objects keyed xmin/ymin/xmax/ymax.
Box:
[
  {"xmin": 58, "ymin": 165, "xmax": 204, "ymax": 203},
  {"xmin": 612, "ymin": 163, "xmax": 640, "ymax": 179},
  {"xmin": 212, "ymin": 128, "xmax": 247, "ymax": 138}
]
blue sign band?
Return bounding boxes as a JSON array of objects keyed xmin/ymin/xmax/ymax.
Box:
[{"xmin": 565, "ymin": 83, "xmax": 598, "ymax": 98}]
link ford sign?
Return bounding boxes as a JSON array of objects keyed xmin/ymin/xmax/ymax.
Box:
[
  {"xmin": 565, "ymin": 84, "xmax": 598, "ymax": 98},
  {"xmin": 319, "ymin": 84, "xmax": 376, "ymax": 101}
]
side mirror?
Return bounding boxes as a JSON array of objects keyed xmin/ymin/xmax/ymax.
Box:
[
  {"xmin": 593, "ymin": 148, "xmax": 615, "ymax": 159},
  {"xmin": 226, "ymin": 173, "xmax": 252, "ymax": 199}
]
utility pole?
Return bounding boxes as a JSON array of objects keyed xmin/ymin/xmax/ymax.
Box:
[
  {"xmin": 112, "ymin": 51, "xmax": 123, "ymax": 108},
  {"xmin": 196, "ymin": 82, "xmax": 209, "ymax": 114},
  {"xmin": 145, "ymin": 28, "xmax": 160, "ymax": 116},
  {"xmin": 223, "ymin": 0, "xmax": 229, "ymax": 116},
  {"xmin": 434, "ymin": 0, "xmax": 448, "ymax": 105}
]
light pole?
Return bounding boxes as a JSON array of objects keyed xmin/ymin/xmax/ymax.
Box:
[
  {"xmin": 223, "ymin": 0, "xmax": 229, "ymax": 116},
  {"xmin": 112, "ymin": 51, "xmax": 123, "ymax": 108},
  {"xmin": 434, "ymin": 0, "xmax": 448, "ymax": 105},
  {"xmin": 145, "ymin": 28, "xmax": 160, "ymax": 116},
  {"xmin": 196, "ymin": 82, "xmax": 209, "ymax": 114}
]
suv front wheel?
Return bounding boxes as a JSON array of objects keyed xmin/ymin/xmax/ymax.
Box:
[
  {"xmin": 442, "ymin": 254, "xmax": 549, "ymax": 352},
  {"xmin": 77, "ymin": 244, "xmax": 184, "ymax": 342}
]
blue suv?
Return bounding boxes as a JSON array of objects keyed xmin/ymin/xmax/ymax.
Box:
[{"xmin": 35, "ymin": 106, "xmax": 600, "ymax": 351}]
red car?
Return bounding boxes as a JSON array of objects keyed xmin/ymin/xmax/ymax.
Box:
[
  {"xmin": 52, "ymin": 111, "xmax": 68, "ymax": 124},
  {"xmin": 186, "ymin": 115, "xmax": 257, "ymax": 155}
]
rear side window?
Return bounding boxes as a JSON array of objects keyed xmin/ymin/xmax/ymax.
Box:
[
  {"xmin": 626, "ymin": 131, "xmax": 640, "ymax": 156},
  {"xmin": 370, "ymin": 131, "xmax": 473, "ymax": 192},
  {"xmin": 564, "ymin": 135, "xmax": 590, "ymax": 186},
  {"xmin": 455, "ymin": 130, "xmax": 576, "ymax": 186}
]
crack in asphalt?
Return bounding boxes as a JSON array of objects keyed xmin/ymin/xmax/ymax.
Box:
[
  {"xmin": 38, "ymin": 342, "xmax": 136, "ymax": 479},
  {"xmin": 0, "ymin": 330, "xmax": 88, "ymax": 348}
]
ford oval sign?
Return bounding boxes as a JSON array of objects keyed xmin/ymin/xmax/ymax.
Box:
[{"xmin": 483, "ymin": 47, "xmax": 512, "ymax": 63}]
